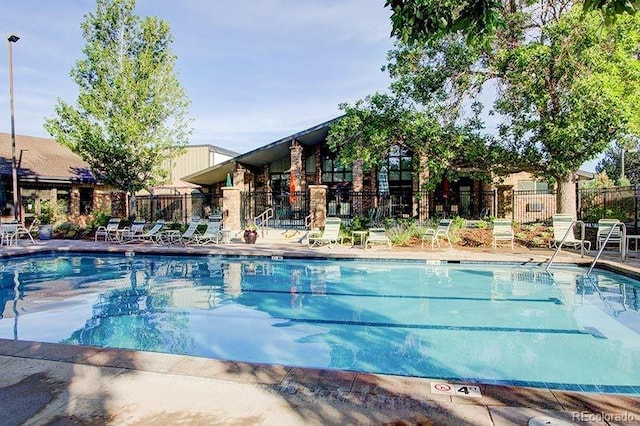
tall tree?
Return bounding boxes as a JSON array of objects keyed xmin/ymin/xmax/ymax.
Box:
[
  {"xmin": 45, "ymin": 0, "xmax": 191, "ymax": 215},
  {"xmin": 385, "ymin": 0, "xmax": 639, "ymax": 45},
  {"xmin": 597, "ymin": 138, "xmax": 640, "ymax": 185},
  {"xmin": 331, "ymin": 1, "xmax": 640, "ymax": 218},
  {"xmin": 327, "ymin": 44, "xmax": 493, "ymax": 189},
  {"xmin": 490, "ymin": 8, "xmax": 640, "ymax": 214}
]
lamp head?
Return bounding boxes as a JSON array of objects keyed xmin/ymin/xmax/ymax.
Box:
[{"xmin": 8, "ymin": 34, "xmax": 20, "ymax": 43}]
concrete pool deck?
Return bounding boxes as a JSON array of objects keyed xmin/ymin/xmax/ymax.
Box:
[{"xmin": 0, "ymin": 237, "xmax": 639, "ymax": 425}]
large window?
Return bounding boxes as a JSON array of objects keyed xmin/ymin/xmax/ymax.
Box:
[
  {"xmin": 385, "ymin": 146, "xmax": 412, "ymax": 189},
  {"xmin": 321, "ymin": 150, "xmax": 352, "ymax": 184},
  {"xmin": 517, "ymin": 180, "xmax": 549, "ymax": 192}
]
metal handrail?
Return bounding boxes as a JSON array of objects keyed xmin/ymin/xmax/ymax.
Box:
[
  {"xmin": 587, "ymin": 221, "xmax": 626, "ymax": 276},
  {"xmin": 304, "ymin": 212, "xmax": 315, "ymax": 230},
  {"xmin": 254, "ymin": 208, "xmax": 274, "ymax": 237},
  {"xmin": 545, "ymin": 219, "xmax": 586, "ymax": 272}
]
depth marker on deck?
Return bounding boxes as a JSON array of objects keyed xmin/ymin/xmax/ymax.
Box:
[{"xmin": 431, "ymin": 383, "xmax": 482, "ymax": 398}]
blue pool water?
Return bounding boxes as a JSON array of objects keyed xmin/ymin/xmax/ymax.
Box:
[{"xmin": 0, "ymin": 253, "xmax": 639, "ymax": 394}]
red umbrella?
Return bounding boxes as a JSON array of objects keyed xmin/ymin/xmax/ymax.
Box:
[{"xmin": 289, "ymin": 172, "xmax": 297, "ymax": 204}]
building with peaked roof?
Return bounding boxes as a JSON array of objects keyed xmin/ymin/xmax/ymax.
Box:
[
  {"xmin": 181, "ymin": 117, "xmax": 596, "ymax": 227},
  {"xmin": 0, "ymin": 133, "xmax": 112, "ymax": 224},
  {"xmin": 144, "ymin": 144, "xmax": 239, "ymax": 195}
]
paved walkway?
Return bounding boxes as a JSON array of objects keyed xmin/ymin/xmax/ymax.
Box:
[{"xmin": 0, "ymin": 237, "xmax": 638, "ymax": 425}]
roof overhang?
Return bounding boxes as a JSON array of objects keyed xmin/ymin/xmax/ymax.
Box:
[{"xmin": 183, "ymin": 117, "xmax": 341, "ymax": 185}]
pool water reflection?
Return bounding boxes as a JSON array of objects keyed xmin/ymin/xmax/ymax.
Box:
[{"xmin": 0, "ymin": 253, "xmax": 639, "ymax": 394}]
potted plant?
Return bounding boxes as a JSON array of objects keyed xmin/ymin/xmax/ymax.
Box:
[
  {"xmin": 244, "ymin": 222, "xmax": 258, "ymax": 244},
  {"xmin": 37, "ymin": 200, "xmax": 55, "ymax": 240}
]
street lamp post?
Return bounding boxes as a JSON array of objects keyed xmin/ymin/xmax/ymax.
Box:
[{"xmin": 7, "ymin": 34, "xmax": 19, "ymax": 220}]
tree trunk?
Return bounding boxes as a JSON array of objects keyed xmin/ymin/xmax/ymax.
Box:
[
  {"xmin": 129, "ymin": 193, "xmax": 137, "ymax": 220},
  {"xmin": 556, "ymin": 173, "xmax": 577, "ymax": 218}
]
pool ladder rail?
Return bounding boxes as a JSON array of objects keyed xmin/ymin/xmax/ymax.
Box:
[
  {"xmin": 545, "ymin": 219, "xmax": 587, "ymax": 272},
  {"xmin": 587, "ymin": 221, "xmax": 626, "ymax": 276},
  {"xmin": 545, "ymin": 219, "xmax": 627, "ymax": 276}
]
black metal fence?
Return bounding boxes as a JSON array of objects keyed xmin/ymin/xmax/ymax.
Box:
[
  {"xmin": 115, "ymin": 185, "xmax": 640, "ymax": 231},
  {"xmin": 241, "ymin": 190, "xmax": 310, "ymax": 229},
  {"xmin": 511, "ymin": 190, "xmax": 557, "ymax": 224},
  {"xmin": 326, "ymin": 189, "xmax": 496, "ymax": 223},
  {"xmin": 132, "ymin": 193, "xmax": 223, "ymax": 223},
  {"xmin": 578, "ymin": 185, "xmax": 639, "ymax": 232}
]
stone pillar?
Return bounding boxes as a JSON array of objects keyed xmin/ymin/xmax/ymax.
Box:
[
  {"xmin": 70, "ymin": 186, "xmax": 80, "ymax": 218},
  {"xmin": 290, "ymin": 140, "xmax": 303, "ymax": 192},
  {"xmin": 222, "ymin": 187, "xmax": 242, "ymax": 232},
  {"xmin": 309, "ymin": 185, "xmax": 327, "ymax": 229},
  {"xmin": 233, "ymin": 168, "xmax": 245, "ymax": 189},
  {"xmin": 352, "ymin": 159, "xmax": 363, "ymax": 191}
]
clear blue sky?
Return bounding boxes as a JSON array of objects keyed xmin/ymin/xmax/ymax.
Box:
[{"xmin": 0, "ymin": 0, "xmax": 599, "ymax": 171}]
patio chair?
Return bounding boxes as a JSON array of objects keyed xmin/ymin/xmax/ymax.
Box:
[
  {"xmin": 131, "ymin": 219, "xmax": 166, "ymax": 243},
  {"xmin": 596, "ymin": 218, "xmax": 623, "ymax": 252},
  {"xmin": 365, "ymin": 227, "xmax": 392, "ymax": 250},
  {"xmin": 492, "ymin": 219, "xmax": 514, "ymax": 250},
  {"xmin": 185, "ymin": 215, "xmax": 223, "ymax": 245},
  {"xmin": 0, "ymin": 220, "xmax": 20, "ymax": 246},
  {"xmin": 550, "ymin": 214, "xmax": 591, "ymax": 251},
  {"xmin": 157, "ymin": 218, "xmax": 201, "ymax": 245},
  {"xmin": 94, "ymin": 218, "xmax": 121, "ymax": 242},
  {"xmin": 422, "ymin": 219, "xmax": 452, "ymax": 249},
  {"xmin": 118, "ymin": 220, "xmax": 147, "ymax": 244},
  {"xmin": 308, "ymin": 217, "xmax": 343, "ymax": 248},
  {"xmin": 16, "ymin": 218, "xmax": 38, "ymax": 244}
]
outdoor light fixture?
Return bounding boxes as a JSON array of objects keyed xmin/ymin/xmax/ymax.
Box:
[{"xmin": 7, "ymin": 34, "xmax": 20, "ymax": 220}]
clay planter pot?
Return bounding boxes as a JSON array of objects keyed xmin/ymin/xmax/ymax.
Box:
[{"xmin": 244, "ymin": 230, "xmax": 258, "ymax": 244}]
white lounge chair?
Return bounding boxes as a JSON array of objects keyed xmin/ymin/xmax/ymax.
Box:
[
  {"xmin": 94, "ymin": 218, "xmax": 121, "ymax": 242},
  {"xmin": 596, "ymin": 218, "xmax": 623, "ymax": 252},
  {"xmin": 492, "ymin": 219, "xmax": 514, "ymax": 250},
  {"xmin": 308, "ymin": 217, "xmax": 343, "ymax": 248},
  {"xmin": 422, "ymin": 219, "xmax": 452, "ymax": 249},
  {"xmin": 134, "ymin": 219, "xmax": 166, "ymax": 243},
  {"xmin": 118, "ymin": 220, "xmax": 147, "ymax": 243},
  {"xmin": 550, "ymin": 214, "xmax": 591, "ymax": 251},
  {"xmin": 157, "ymin": 219, "xmax": 201, "ymax": 245},
  {"xmin": 185, "ymin": 215, "xmax": 223, "ymax": 245},
  {"xmin": 365, "ymin": 227, "xmax": 392, "ymax": 249}
]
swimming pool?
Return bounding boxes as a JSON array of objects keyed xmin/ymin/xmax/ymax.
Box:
[{"xmin": 0, "ymin": 253, "xmax": 638, "ymax": 395}]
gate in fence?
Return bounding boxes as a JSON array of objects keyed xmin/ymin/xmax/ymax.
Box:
[
  {"xmin": 240, "ymin": 190, "xmax": 310, "ymax": 229},
  {"xmin": 132, "ymin": 193, "xmax": 223, "ymax": 223}
]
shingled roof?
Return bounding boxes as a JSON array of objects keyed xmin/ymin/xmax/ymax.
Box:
[{"xmin": 0, "ymin": 133, "xmax": 95, "ymax": 183}]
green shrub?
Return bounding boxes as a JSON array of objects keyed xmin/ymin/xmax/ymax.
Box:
[{"xmin": 53, "ymin": 222, "xmax": 83, "ymax": 239}]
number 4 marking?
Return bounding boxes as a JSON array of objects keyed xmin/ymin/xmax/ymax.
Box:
[{"xmin": 454, "ymin": 385, "xmax": 481, "ymax": 398}]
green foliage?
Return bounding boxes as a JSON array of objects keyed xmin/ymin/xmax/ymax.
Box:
[
  {"xmin": 385, "ymin": 0, "xmax": 639, "ymax": 45},
  {"xmin": 596, "ymin": 140, "xmax": 640, "ymax": 185},
  {"xmin": 450, "ymin": 216, "xmax": 467, "ymax": 231},
  {"xmin": 45, "ymin": 0, "xmax": 192, "ymax": 195},
  {"xmin": 53, "ymin": 222, "xmax": 84, "ymax": 239},
  {"xmin": 581, "ymin": 205, "xmax": 631, "ymax": 223},
  {"xmin": 386, "ymin": 219, "xmax": 423, "ymax": 246},
  {"xmin": 327, "ymin": 43, "xmax": 492, "ymax": 190},
  {"xmin": 474, "ymin": 219, "xmax": 488, "ymax": 229},
  {"xmin": 90, "ymin": 210, "xmax": 111, "ymax": 228},
  {"xmin": 39, "ymin": 200, "xmax": 68, "ymax": 225}
]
